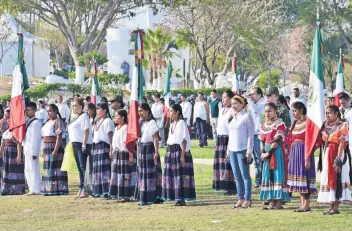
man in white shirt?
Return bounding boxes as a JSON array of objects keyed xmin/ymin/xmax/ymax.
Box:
[
  {"xmin": 193, "ymin": 93, "xmax": 210, "ymax": 148},
  {"xmin": 23, "ymin": 102, "xmax": 42, "ymax": 195},
  {"xmin": 290, "ymin": 88, "xmax": 306, "ymax": 107},
  {"xmin": 152, "ymin": 94, "xmax": 165, "ymax": 147},
  {"xmin": 247, "ymin": 87, "xmax": 265, "ymax": 189},
  {"xmin": 35, "ymin": 100, "xmax": 47, "ymax": 124},
  {"xmin": 180, "ymin": 94, "xmax": 192, "ymax": 127}
]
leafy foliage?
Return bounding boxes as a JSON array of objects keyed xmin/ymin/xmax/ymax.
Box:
[
  {"xmin": 256, "ymin": 70, "xmax": 281, "ymax": 91},
  {"xmin": 78, "ymin": 51, "xmax": 108, "ymax": 67}
]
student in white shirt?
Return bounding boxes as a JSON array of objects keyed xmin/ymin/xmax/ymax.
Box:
[
  {"xmin": 180, "ymin": 94, "xmax": 192, "ymax": 127},
  {"xmin": 227, "ymin": 95, "xmax": 254, "ymax": 209},
  {"xmin": 213, "ymin": 90, "xmax": 237, "ymax": 194},
  {"xmin": 92, "ymin": 103, "xmax": 115, "ymax": 199},
  {"xmin": 35, "ymin": 100, "xmax": 47, "ymax": 124},
  {"xmin": 290, "ymin": 88, "xmax": 306, "ymax": 107},
  {"xmin": 23, "ymin": 102, "xmax": 42, "ymax": 195},
  {"xmin": 193, "ymin": 93, "xmax": 210, "ymax": 147},
  {"xmin": 163, "ymin": 104, "xmax": 196, "ymax": 206},
  {"xmin": 108, "ymin": 109, "xmax": 137, "ymax": 202},
  {"xmin": 68, "ymin": 99, "xmax": 93, "ymax": 198},
  {"xmin": 151, "ymin": 94, "xmax": 165, "ymax": 147},
  {"xmin": 138, "ymin": 102, "xmax": 163, "ymax": 205},
  {"xmin": 247, "ymin": 87, "xmax": 265, "ymax": 189}
]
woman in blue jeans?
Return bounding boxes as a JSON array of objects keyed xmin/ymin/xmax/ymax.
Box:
[
  {"xmin": 68, "ymin": 99, "xmax": 93, "ymax": 198},
  {"xmin": 227, "ymin": 95, "xmax": 255, "ymax": 208}
]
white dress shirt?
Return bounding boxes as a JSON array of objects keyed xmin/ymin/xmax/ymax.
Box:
[
  {"xmin": 228, "ymin": 110, "xmax": 255, "ymax": 152},
  {"xmin": 23, "ymin": 118, "xmax": 42, "ymax": 157},
  {"xmin": 290, "ymin": 96, "xmax": 306, "ymax": 107},
  {"xmin": 112, "ymin": 124, "xmax": 128, "ymax": 152},
  {"xmin": 247, "ymin": 97, "xmax": 265, "ymax": 135},
  {"xmin": 93, "ymin": 118, "xmax": 115, "ymax": 144},
  {"xmin": 56, "ymin": 102, "xmax": 70, "ymax": 123},
  {"xmin": 167, "ymin": 119, "xmax": 191, "ymax": 152},
  {"xmin": 151, "ymin": 102, "xmax": 164, "ymax": 119},
  {"xmin": 217, "ymin": 107, "xmax": 232, "ymax": 136},
  {"xmin": 68, "ymin": 113, "xmax": 93, "ymax": 144},
  {"xmin": 193, "ymin": 101, "xmax": 207, "ymax": 121},
  {"xmin": 180, "ymin": 101, "xmax": 192, "ymax": 126}
]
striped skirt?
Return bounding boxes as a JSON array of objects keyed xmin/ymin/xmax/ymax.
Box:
[
  {"xmin": 41, "ymin": 142, "xmax": 69, "ymax": 195},
  {"xmin": 0, "ymin": 145, "xmax": 25, "ymax": 195},
  {"xmin": 109, "ymin": 150, "xmax": 137, "ymax": 199},
  {"xmin": 163, "ymin": 144, "xmax": 196, "ymax": 201},
  {"xmin": 212, "ymin": 135, "xmax": 236, "ymax": 192},
  {"xmin": 288, "ymin": 141, "xmax": 317, "ymax": 194},
  {"xmin": 138, "ymin": 142, "xmax": 162, "ymax": 205},
  {"xmin": 92, "ymin": 142, "xmax": 111, "ymax": 197},
  {"xmin": 260, "ymin": 144, "xmax": 290, "ymax": 201}
]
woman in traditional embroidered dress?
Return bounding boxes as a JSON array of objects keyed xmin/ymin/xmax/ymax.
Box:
[
  {"xmin": 316, "ymin": 105, "xmax": 351, "ymax": 215},
  {"xmin": 212, "ymin": 90, "xmax": 237, "ymax": 195},
  {"xmin": 0, "ymin": 129, "xmax": 25, "ymax": 195},
  {"xmin": 260, "ymin": 103, "xmax": 290, "ymax": 209},
  {"xmin": 109, "ymin": 110, "xmax": 137, "ymax": 202},
  {"xmin": 92, "ymin": 103, "xmax": 114, "ymax": 199},
  {"xmin": 138, "ymin": 103, "xmax": 163, "ymax": 205},
  {"xmin": 41, "ymin": 104, "xmax": 69, "ymax": 195},
  {"xmin": 163, "ymin": 104, "xmax": 196, "ymax": 206},
  {"xmin": 227, "ymin": 95, "xmax": 254, "ymax": 208},
  {"xmin": 287, "ymin": 102, "xmax": 317, "ymax": 212}
]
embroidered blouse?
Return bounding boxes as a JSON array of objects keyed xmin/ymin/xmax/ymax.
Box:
[
  {"xmin": 321, "ymin": 121, "xmax": 348, "ymax": 144},
  {"xmin": 259, "ymin": 118, "xmax": 286, "ymax": 144},
  {"xmin": 291, "ymin": 119, "xmax": 306, "ymax": 141}
]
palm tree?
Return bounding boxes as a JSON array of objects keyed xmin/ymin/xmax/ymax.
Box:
[{"xmin": 143, "ymin": 27, "xmax": 178, "ymax": 87}]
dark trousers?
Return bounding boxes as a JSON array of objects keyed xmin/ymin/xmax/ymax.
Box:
[
  {"xmin": 72, "ymin": 142, "xmax": 92, "ymax": 189},
  {"xmin": 196, "ymin": 117, "xmax": 208, "ymax": 147}
]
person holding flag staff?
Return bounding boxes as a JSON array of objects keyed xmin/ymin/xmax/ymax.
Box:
[
  {"xmin": 315, "ymin": 105, "xmax": 351, "ymax": 215},
  {"xmin": 92, "ymin": 103, "xmax": 114, "ymax": 199},
  {"xmin": 108, "ymin": 109, "xmax": 137, "ymax": 202},
  {"xmin": 41, "ymin": 104, "xmax": 69, "ymax": 195},
  {"xmin": 138, "ymin": 103, "xmax": 163, "ymax": 205},
  {"xmin": 212, "ymin": 90, "xmax": 237, "ymax": 195},
  {"xmin": 163, "ymin": 104, "xmax": 196, "ymax": 206}
]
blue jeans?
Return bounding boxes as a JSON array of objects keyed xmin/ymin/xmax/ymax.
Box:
[
  {"xmin": 252, "ymin": 135, "xmax": 262, "ymax": 187},
  {"xmin": 229, "ymin": 150, "xmax": 252, "ymax": 200},
  {"xmin": 72, "ymin": 142, "xmax": 92, "ymax": 189},
  {"xmin": 196, "ymin": 118, "xmax": 208, "ymax": 147}
]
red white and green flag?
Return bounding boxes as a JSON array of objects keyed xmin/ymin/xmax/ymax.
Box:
[
  {"xmin": 232, "ymin": 56, "xmax": 239, "ymax": 93},
  {"xmin": 305, "ymin": 17, "xmax": 325, "ymax": 160},
  {"xmin": 126, "ymin": 29, "xmax": 144, "ymax": 152},
  {"xmin": 9, "ymin": 33, "xmax": 29, "ymax": 142},
  {"xmin": 334, "ymin": 49, "xmax": 344, "ymax": 107},
  {"xmin": 91, "ymin": 61, "xmax": 101, "ymax": 105}
]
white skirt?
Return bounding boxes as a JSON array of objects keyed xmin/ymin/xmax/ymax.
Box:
[{"xmin": 317, "ymin": 148, "xmax": 351, "ymax": 204}]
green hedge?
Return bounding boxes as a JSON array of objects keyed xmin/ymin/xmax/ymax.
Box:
[{"xmin": 0, "ymin": 83, "xmax": 90, "ymax": 102}]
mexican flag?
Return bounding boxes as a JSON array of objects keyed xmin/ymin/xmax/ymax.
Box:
[
  {"xmin": 163, "ymin": 61, "xmax": 172, "ymax": 109},
  {"xmin": 9, "ymin": 34, "xmax": 29, "ymax": 142},
  {"xmin": 91, "ymin": 61, "xmax": 101, "ymax": 105},
  {"xmin": 126, "ymin": 29, "xmax": 144, "ymax": 152},
  {"xmin": 232, "ymin": 56, "xmax": 239, "ymax": 93},
  {"xmin": 334, "ymin": 51, "xmax": 344, "ymax": 107},
  {"xmin": 305, "ymin": 18, "xmax": 325, "ymax": 160}
]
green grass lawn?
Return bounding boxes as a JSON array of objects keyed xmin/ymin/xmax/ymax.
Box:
[
  {"xmin": 160, "ymin": 139, "xmax": 215, "ymax": 159},
  {"xmin": 0, "ymin": 163, "xmax": 351, "ymax": 230}
]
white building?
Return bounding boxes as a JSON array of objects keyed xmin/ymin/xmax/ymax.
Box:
[{"xmin": 106, "ymin": 6, "xmax": 189, "ymax": 91}]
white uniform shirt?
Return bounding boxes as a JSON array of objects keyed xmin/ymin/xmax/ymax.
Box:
[
  {"xmin": 180, "ymin": 101, "xmax": 192, "ymax": 124},
  {"xmin": 290, "ymin": 96, "xmax": 306, "ymax": 107},
  {"xmin": 217, "ymin": 107, "xmax": 232, "ymax": 136},
  {"xmin": 23, "ymin": 118, "xmax": 42, "ymax": 156},
  {"xmin": 92, "ymin": 118, "xmax": 115, "ymax": 144},
  {"xmin": 151, "ymin": 102, "xmax": 164, "ymax": 119},
  {"xmin": 140, "ymin": 120, "xmax": 159, "ymax": 143},
  {"xmin": 193, "ymin": 101, "xmax": 207, "ymax": 121},
  {"xmin": 167, "ymin": 119, "xmax": 191, "ymax": 152},
  {"xmin": 56, "ymin": 102, "xmax": 70, "ymax": 123},
  {"xmin": 42, "ymin": 120, "xmax": 56, "ymax": 136},
  {"xmin": 247, "ymin": 97, "xmax": 265, "ymax": 135},
  {"xmin": 342, "ymin": 107, "xmax": 352, "ymax": 144},
  {"xmin": 68, "ymin": 113, "xmax": 93, "ymax": 144},
  {"xmin": 35, "ymin": 108, "xmax": 47, "ymax": 123},
  {"xmin": 228, "ymin": 110, "xmax": 255, "ymax": 152},
  {"xmin": 112, "ymin": 124, "xmax": 128, "ymax": 152}
]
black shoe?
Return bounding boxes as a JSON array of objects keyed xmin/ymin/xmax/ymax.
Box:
[
  {"xmin": 153, "ymin": 198, "xmax": 164, "ymax": 204},
  {"xmin": 100, "ymin": 195, "xmax": 111, "ymax": 200},
  {"xmin": 263, "ymin": 201, "xmax": 270, "ymax": 206},
  {"xmin": 224, "ymin": 191, "xmax": 236, "ymax": 196}
]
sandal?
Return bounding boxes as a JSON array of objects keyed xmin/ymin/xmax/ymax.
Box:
[
  {"xmin": 323, "ymin": 210, "xmax": 340, "ymax": 215},
  {"xmin": 294, "ymin": 208, "xmax": 311, "ymax": 212}
]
